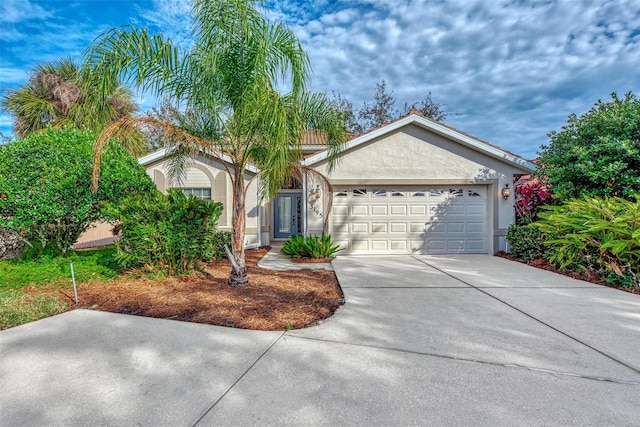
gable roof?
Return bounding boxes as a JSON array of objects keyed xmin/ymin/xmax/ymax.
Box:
[
  {"xmin": 303, "ymin": 109, "xmax": 536, "ymax": 172},
  {"xmin": 138, "ymin": 147, "xmax": 260, "ymax": 174}
]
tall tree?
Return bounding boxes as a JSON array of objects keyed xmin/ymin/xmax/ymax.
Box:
[
  {"xmin": 331, "ymin": 91, "xmax": 364, "ymax": 134},
  {"xmin": 0, "ymin": 57, "xmax": 138, "ymax": 140},
  {"xmin": 86, "ymin": 0, "xmax": 348, "ymax": 286},
  {"xmin": 404, "ymin": 91, "xmax": 448, "ymax": 122},
  {"xmin": 334, "ymin": 83, "xmax": 449, "ymax": 134},
  {"xmin": 358, "ymin": 80, "xmax": 397, "ymax": 131},
  {"xmin": 537, "ymin": 92, "xmax": 640, "ymax": 201}
]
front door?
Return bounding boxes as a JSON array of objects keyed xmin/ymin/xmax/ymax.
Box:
[{"xmin": 274, "ymin": 193, "xmax": 302, "ymax": 238}]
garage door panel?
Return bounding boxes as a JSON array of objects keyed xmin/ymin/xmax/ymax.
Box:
[
  {"xmin": 427, "ymin": 222, "xmax": 446, "ymax": 233},
  {"xmin": 351, "ymin": 205, "xmax": 368, "ymax": 216},
  {"xmin": 468, "ymin": 240, "xmax": 485, "ymax": 250},
  {"xmin": 351, "ymin": 240, "xmax": 368, "ymax": 251},
  {"xmin": 371, "ymin": 223, "xmax": 388, "ymax": 233},
  {"xmin": 351, "ymin": 223, "xmax": 368, "ymax": 233},
  {"xmin": 467, "ymin": 204, "xmax": 485, "ymax": 215},
  {"xmin": 390, "ymin": 205, "xmax": 407, "ymax": 215},
  {"xmin": 371, "ymin": 205, "xmax": 388, "ymax": 215},
  {"xmin": 447, "ymin": 240, "xmax": 465, "ymax": 251},
  {"xmin": 390, "ymin": 223, "xmax": 407, "ymax": 233},
  {"xmin": 333, "ymin": 223, "xmax": 348, "ymax": 234},
  {"xmin": 331, "ymin": 185, "xmax": 488, "ymax": 254},
  {"xmin": 447, "ymin": 222, "xmax": 465, "ymax": 233},
  {"xmin": 333, "ymin": 205, "xmax": 349, "ymax": 216},
  {"xmin": 410, "ymin": 205, "xmax": 426, "ymax": 215},
  {"xmin": 468, "ymin": 222, "xmax": 485, "ymax": 233},
  {"xmin": 446, "ymin": 205, "xmax": 465, "ymax": 215},
  {"xmin": 390, "ymin": 240, "xmax": 407, "ymax": 251},
  {"xmin": 371, "ymin": 240, "xmax": 388, "ymax": 251},
  {"xmin": 427, "ymin": 240, "xmax": 446, "ymax": 251},
  {"xmin": 410, "ymin": 222, "xmax": 425, "ymax": 233}
]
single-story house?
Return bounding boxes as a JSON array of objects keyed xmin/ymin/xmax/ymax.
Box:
[{"xmin": 140, "ymin": 110, "xmax": 535, "ymax": 255}]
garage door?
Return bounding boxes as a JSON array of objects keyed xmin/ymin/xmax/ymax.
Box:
[{"xmin": 330, "ymin": 186, "xmax": 488, "ymax": 254}]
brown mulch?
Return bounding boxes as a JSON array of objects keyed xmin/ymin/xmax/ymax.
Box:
[
  {"xmin": 495, "ymin": 251, "xmax": 640, "ymax": 295},
  {"xmin": 21, "ymin": 247, "xmax": 345, "ymax": 330}
]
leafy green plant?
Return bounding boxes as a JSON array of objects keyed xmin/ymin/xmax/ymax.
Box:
[
  {"xmin": 506, "ymin": 224, "xmax": 556, "ymax": 263},
  {"xmin": 537, "ymin": 92, "xmax": 640, "ymax": 201},
  {"xmin": 108, "ymin": 189, "xmax": 223, "ymax": 275},
  {"xmin": 0, "ymin": 127, "xmax": 155, "ymax": 258},
  {"xmin": 281, "ymin": 233, "xmax": 341, "ymax": 259},
  {"xmin": 212, "ymin": 231, "xmax": 232, "ymax": 261},
  {"xmin": 533, "ymin": 195, "xmax": 640, "ymax": 288}
]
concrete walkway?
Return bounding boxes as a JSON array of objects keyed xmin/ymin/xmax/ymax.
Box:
[
  {"xmin": 257, "ymin": 243, "xmax": 333, "ymax": 270},
  {"xmin": 1, "ymin": 255, "xmax": 639, "ymax": 426}
]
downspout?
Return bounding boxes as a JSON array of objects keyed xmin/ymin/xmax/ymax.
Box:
[
  {"xmin": 244, "ymin": 176, "xmax": 262, "ymax": 249},
  {"xmin": 302, "ymin": 173, "xmax": 308, "ymax": 237}
]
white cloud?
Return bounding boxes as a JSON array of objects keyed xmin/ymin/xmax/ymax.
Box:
[
  {"xmin": 0, "ymin": 0, "xmax": 51, "ymax": 24},
  {"xmin": 0, "ymin": 67, "xmax": 27, "ymax": 84},
  {"xmin": 278, "ymin": 0, "xmax": 640, "ymax": 158},
  {"xmin": 133, "ymin": 0, "xmax": 193, "ymax": 49}
]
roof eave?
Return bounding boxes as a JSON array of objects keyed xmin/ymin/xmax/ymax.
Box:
[
  {"xmin": 303, "ymin": 115, "xmax": 536, "ymax": 173},
  {"xmin": 138, "ymin": 147, "xmax": 260, "ymax": 174}
]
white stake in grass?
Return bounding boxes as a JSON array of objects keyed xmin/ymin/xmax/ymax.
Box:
[{"xmin": 70, "ymin": 260, "xmax": 78, "ymax": 304}]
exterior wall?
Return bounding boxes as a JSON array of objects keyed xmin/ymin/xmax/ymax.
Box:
[
  {"xmin": 145, "ymin": 155, "xmax": 260, "ymax": 245},
  {"xmin": 310, "ymin": 124, "xmax": 528, "ymax": 253}
]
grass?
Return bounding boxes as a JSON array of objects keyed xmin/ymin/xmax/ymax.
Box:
[
  {"xmin": 0, "ymin": 290, "xmax": 67, "ymax": 330},
  {"xmin": 0, "ymin": 246, "xmax": 120, "ymax": 291},
  {"xmin": 0, "ymin": 246, "xmax": 121, "ymax": 330}
]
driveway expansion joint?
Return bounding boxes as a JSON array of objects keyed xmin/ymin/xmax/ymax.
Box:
[
  {"xmin": 288, "ymin": 335, "xmax": 640, "ymax": 387},
  {"xmin": 191, "ymin": 332, "xmax": 286, "ymax": 427},
  {"xmin": 412, "ymin": 256, "xmax": 640, "ymax": 377}
]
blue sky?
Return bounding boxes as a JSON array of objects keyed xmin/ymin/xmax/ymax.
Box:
[{"xmin": 1, "ymin": 0, "xmax": 639, "ymax": 158}]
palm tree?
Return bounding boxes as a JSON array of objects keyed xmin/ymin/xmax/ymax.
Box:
[
  {"xmin": 1, "ymin": 57, "xmax": 138, "ymax": 139},
  {"xmin": 87, "ymin": 0, "xmax": 348, "ymax": 286}
]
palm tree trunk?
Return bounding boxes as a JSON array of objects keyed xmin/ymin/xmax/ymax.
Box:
[{"xmin": 229, "ymin": 166, "xmax": 249, "ymax": 287}]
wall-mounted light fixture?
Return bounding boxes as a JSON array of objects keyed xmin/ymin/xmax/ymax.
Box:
[
  {"xmin": 308, "ymin": 185, "xmax": 322, "ymax": 205},
  {"xmin": 501, "ymin": 184, "xmax": 511, "ymax": 200}
]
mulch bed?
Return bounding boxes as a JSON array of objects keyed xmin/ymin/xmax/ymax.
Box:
[
  {"xmin": 21, "ymin": 247, "xmax": 345, "ymax": 330},
  {"xmin": 495, "ymin": 251, "xmax": 640, "ymax": 295}
]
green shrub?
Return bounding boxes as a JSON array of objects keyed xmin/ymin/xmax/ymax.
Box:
[
  {"xmin": 212, "ymin": 231, "xmax": 232, "ymax": 261},
  {"xmin": 0, "ymin": 127, "xmax": 155, "ymax": 258},
  {"xmin": 281, "ymin": 233, "xmax": 341, "ymax": 259},
  {"xmin": 506, "ymin": 224, "xmax": 556, "ymax": 263},
  {"xmin": 533, "ymin": 195, "xmax": 640, "ymax": 289},
  {"xmin": 108, "ymin": 189, "xmax": 223, "ymax": 275},
  {"xmin": 537, "ymin": 92, "xmax": 640, "ymax": 201}
]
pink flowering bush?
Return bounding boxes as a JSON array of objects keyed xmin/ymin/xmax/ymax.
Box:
[{"xmin": 515, "ymin": 180, "xmax": 552, "ymax": 224}]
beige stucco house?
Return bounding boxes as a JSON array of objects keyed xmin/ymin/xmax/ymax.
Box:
[{"xmin": 140, "ymin": 110, "xmax": 535, "ymax": 255}]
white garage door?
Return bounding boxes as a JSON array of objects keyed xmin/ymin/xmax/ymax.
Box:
[{"xmin": 330, "ymin": 186, "xmax": 488, "ymax": 254}]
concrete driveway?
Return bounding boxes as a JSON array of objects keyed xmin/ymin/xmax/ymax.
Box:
[{"xmin": 1, "ymin": 255, "xmax": 639, "ymax": 426}]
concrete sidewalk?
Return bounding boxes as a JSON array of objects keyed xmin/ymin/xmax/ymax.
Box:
[
  {"xmin": 257, "ymin": 243, "xmax": 333, "ymax": 271},
  {"xmin": 1, "ymin": 255, "xmax": 639, "ymax": 426}
]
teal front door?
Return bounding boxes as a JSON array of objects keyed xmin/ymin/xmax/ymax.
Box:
[{"xmin": 274, "ymin": 193, "xmax": 302, "ymax": 238}]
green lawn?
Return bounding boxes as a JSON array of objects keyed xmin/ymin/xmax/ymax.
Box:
[
  {"xmin": 0, "ymin": 246, "xmax": 120, "ymax": 291},
  {"xmin": 0, "ymin": 290, "xmax": 68, "ymax": 330},
  {"xmin": 0, "ymin": 246, "xmax": 121, "ymax": 330}
]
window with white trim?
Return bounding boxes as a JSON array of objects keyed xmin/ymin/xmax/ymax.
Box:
[{"xmin": 179, "ymin": 188, "xmax": 212, "ymax": 200}]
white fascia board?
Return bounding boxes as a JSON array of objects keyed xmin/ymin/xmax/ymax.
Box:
[
  {"xmin": 138, "ymin": 147, "xmax": 260, "ymax": 174},
  {"xmin": 303, "ymin": 115, "xmax": 536, "ymax": 172},
  {"xmin": 138, "ymin": 148, "xmax": 172, "ymax": 165}
]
